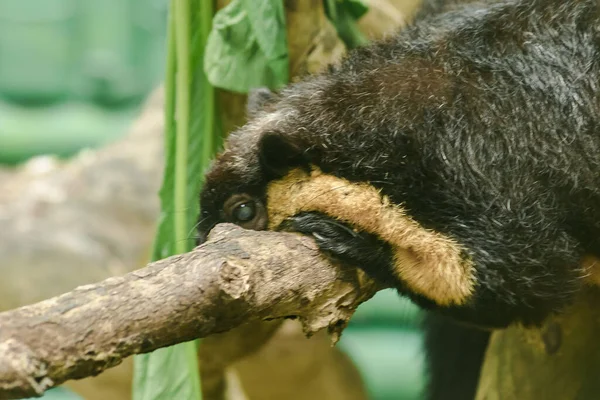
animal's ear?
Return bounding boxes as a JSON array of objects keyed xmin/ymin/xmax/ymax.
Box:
[
  {"xmin": 247, "ymin": 87, "xmax": 275, "ymax": 118},
  {"xmin": 258, "ymin": 132, "xmax": 308, "ymax": 179}
]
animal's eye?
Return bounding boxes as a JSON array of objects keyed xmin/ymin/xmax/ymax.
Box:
[
  {"xmin": 232, "ymin": 201, "xmax": 256, "ymax": 222},
  {"xmin": 222, "ymin": 194, "xmax": 267, "ymax": 230}
]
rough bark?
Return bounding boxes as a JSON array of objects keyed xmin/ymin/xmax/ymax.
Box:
[{"xmin": 0, "ymin": 224, "xmax": 379, "ymax": 400}]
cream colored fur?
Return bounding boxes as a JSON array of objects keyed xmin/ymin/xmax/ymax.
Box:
[{"xmin": 267, "ymin": 167, "xmax": 476, "ymax": 306}]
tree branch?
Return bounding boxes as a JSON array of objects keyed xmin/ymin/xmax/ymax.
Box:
[
  {"xmin": 0, "ymin": 3, "xmax": 420, "ymax": 399},
  {"xmin": 0, "ymin": 224, "xmax": 380, "ymax": 400}
]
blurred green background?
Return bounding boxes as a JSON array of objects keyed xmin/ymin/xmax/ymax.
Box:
[
  {"xmin": 1, "ymin": 1, "xmax": 426, "ymax": 399},
  {"xmin": 0, "ymin": 0, "xmax": 167, "ymax": 164}
]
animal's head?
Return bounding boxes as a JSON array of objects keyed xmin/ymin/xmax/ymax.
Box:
[
  {"xmin": 198, "ymin": 88, "xmax": 477, "ymax": 320},
  {"xmin": 198, "ymin": 88, "xmax": 311, "ymax": 242}
]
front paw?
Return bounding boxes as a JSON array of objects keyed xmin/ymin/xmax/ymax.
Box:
[
  {"xmin": 281, "ymin": 212, "xmax": 362, "ymax": 256},
  {"xmin": 279, "ymin": 212, "xmax": 398, "ymax": 286}
]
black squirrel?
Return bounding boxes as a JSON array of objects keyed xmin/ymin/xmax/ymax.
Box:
[{"xmin": 198, "ymin": 0, "xmax": 600, "ymax": 398}]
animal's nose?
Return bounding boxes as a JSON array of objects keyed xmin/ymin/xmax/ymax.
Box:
[
  {"xmin": 196, "ymin": 221, "xmax": 217, "ymax": 245},
  {"xmin": 196, "ymin": 231, "xmax": 208, "ymax": 245}
]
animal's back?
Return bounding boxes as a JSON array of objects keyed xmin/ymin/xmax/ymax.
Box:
[{"xmin": 269, "ymin": 0, "xmax": 600, "ymax": 258}]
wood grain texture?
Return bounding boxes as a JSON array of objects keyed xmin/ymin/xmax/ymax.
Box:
[{"xmin": 0, "ymin": 224, "xmax": 379, "ymax": 399}]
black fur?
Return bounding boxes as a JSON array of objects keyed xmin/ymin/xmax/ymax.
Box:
[
  {"xmin": 280, "ymin": 212, "xmax": 401, "ymax": 288},
  {"xmin": 247, "ymin": 87, "xmax": 277, "ymax": 118},
  {"xmin": 199, "ymin": 0, "xmax": 600, "ymax": 398},
  {"xmin": 422, "ymin": 313, "xmax": 491, "ymax": 400}
]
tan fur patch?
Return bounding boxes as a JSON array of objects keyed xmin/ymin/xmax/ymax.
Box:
[
  {"xmin": 582, "ymin": 255, "xmax": 600, "ymax": 287},
  {"xmin": 266, "ymin": 167, "xmax": 476, "ymax": 306}
]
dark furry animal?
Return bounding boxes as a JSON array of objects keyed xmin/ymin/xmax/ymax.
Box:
[{"xmin": 198, "ymin": 0, "xmax": 600, "ymax": 398}]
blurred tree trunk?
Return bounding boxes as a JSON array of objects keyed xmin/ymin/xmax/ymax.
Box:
[{"xmin": 476, "ymin": 288, "xmax": 600, "ymax": 400}]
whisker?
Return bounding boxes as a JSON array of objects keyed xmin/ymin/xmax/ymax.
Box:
[{"xmin": 187, "ymin": 215, "xmax": 212, "ymax": 239}]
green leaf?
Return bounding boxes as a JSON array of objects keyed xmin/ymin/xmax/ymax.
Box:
[
  {"xmin": 242, "ymin": 0, "xmax": 288, "ymax": 62},
  {"xmin": 324, "ymin": 0, "xmax": 369, "ymax": 49},
  {"xmin": 204, "ymin": 0, "xmax": 289, "ymax": 93},
  {"xmin": 342, "ymin": 0, "xmax": 369, "ymax": 19},
  {"xmin": 133, "ymin": 343, "xmax": 201, "ymax": 400},
  {"xmin": 133, "ymin": 0, "xmax": 219, "ymax": 398}
]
